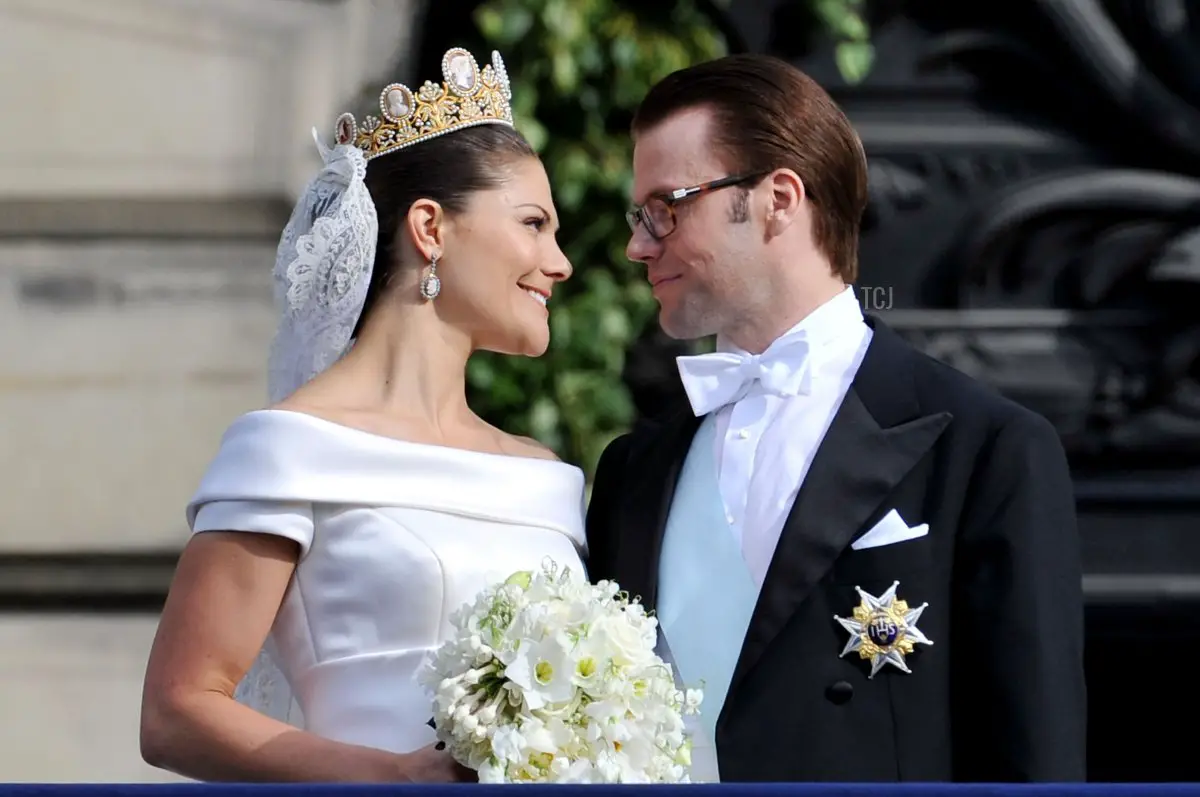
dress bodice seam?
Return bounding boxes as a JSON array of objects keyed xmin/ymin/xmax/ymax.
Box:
[
  {"xmin": 362, "ymin": 508, "xmax": 447, "ymax": 651},
  {"xmin": 291, "ymin": 510, "xmax": 319, "ymax": 668}
]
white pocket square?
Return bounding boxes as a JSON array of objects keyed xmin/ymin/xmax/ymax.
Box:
[{"xmin": 851, "ymin": 509, "xmax": 929, "ymax": 550}]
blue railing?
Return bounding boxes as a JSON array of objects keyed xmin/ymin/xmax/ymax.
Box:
[{"xmin": 2, "ymin": 786, "xmax": 1199, "ymax": 796}]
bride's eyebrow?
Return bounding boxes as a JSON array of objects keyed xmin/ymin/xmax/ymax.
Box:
[
  {"xmin": 514, "ymin": 202, "xmax": 559, "ymax": 232},
  {"xmin": 514, "ymin": 203, "xmax": 550, "ymax": 218}
]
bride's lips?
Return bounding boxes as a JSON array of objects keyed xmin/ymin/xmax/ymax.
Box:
[{"xmin": 518, "ymin": 283, "xmax": 550, "ymax": 311}]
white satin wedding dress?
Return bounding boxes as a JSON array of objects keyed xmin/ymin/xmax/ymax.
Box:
[{"xmin": 185, "ymin": 408, "xmax": 588, "ymax": 754}]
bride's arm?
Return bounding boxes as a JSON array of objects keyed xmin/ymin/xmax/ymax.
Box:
[{"xmin": 140, "ymin": 531, "xmax": 461, "ymax": 783}]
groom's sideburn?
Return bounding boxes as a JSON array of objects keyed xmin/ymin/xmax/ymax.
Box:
[{"xmin": 584, "ymin": 316, "xmax": 1086, "ymax": 783}]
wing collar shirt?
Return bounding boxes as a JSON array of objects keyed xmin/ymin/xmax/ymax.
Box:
[{"xmin": 675, "ymin": 286, "xmax": 872, "ymax": 586}]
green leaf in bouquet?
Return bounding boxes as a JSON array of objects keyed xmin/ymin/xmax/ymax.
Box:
[{"xmin": 505, "ymin": 570, "xmax": 533, "ymax": 589}]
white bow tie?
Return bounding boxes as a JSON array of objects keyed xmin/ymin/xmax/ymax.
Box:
[{"xmin": 675, "ymin": 335, "xmax": 813, "ymax": 416}]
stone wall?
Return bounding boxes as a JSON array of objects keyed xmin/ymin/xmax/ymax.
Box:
[{"xmin": 0, "ymin": 0, "xmax": 420, "ymax": 781}]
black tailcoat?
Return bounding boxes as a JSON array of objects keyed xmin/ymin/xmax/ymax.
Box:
[{"xmin": 585, "ymin": 318, "xmax": 1087, "ymax": 782}]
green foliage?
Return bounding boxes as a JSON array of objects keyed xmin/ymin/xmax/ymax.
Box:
[
  {"xmin": 815, "ymin": 0, "xmax": 875, "ymax": 84},
  {"xmin": 466, "ymin": 0, "xmax": 726, "ymax": 480},
  {"xmin": 467, "ymin": 0, "xmax": 872, "ymax": 480}
]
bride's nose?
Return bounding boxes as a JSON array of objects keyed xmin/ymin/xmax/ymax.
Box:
[{"xmin": 544, "ymin": 246, "xmax": 573, "ymax": 282}]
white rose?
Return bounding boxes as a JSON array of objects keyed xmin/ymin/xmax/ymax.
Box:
[{"xmin": 593, "ymin": 612, "xmax": 656, "ymax": 669}]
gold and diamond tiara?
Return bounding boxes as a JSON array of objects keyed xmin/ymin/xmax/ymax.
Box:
[{"xmin": 333, "ymin": 47, "xmax": 513, "ymax": 161}]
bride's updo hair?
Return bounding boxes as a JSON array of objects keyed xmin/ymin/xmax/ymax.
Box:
[{"xmin": 351, "ymin": 124, "xmax": 537, "ymax": 336}]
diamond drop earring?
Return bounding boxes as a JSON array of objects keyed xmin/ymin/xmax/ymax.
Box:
[{"xmin": 420, "ymin": 254, "xmax": 441, "ymax": 300}]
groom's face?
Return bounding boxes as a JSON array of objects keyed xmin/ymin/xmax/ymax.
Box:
[{"xmin": 627, "ymin": 107, "xmax": 765, "ymax": 341}]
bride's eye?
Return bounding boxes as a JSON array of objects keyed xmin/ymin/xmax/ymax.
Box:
[{"xmin": 524, "ymin": 216, "xmax": 547, "ymax": 231}]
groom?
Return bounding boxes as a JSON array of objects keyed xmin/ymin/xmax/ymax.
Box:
[{"xmin": 585, "ymin": 54, "xmax": 1087, "ymax": 782}]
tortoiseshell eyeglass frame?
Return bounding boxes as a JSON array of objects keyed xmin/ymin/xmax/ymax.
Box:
[{"xmin": 625, "ymin": 171, "xmax": 771, "ymax": 240}]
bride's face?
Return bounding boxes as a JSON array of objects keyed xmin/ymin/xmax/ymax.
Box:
[{"xmin": 439, "ymin": 157, "xmax": 573, "ymax": 357}]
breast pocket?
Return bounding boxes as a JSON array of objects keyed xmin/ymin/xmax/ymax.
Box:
[{"xmin": 831, "ymin": 530, "xmax": 934, "ymax": 587}]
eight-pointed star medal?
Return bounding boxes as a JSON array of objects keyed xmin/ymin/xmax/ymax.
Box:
[{"xmin": 834, "ymin": 580, "xmax": 932, "ymax": 678}]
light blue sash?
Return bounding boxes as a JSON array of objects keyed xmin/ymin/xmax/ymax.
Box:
[{"xmin": 656, "ymin": 415, "xmax": 761, "ymax": 751}]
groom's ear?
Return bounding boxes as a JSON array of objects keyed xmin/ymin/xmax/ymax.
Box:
[
  {"xmin": 763, "ymin": 168, "xmax": 806, "ymax": 235},
  {"xmin": 405, "ymin": 198, "xmax": 446, "ymax": 261}
]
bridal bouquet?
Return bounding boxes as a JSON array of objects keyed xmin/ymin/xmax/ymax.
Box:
[{"xmin": 419, "ymin": 560, "xmax": 703, "ymax": 783}]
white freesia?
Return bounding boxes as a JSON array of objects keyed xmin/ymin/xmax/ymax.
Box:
[{"xmin": 419, "ymin": 560, "xmax": 702, "ymax": 783}]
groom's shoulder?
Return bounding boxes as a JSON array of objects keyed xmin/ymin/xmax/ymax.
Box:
[
  {"xmin": 629, "ymin": 402, "xmax": 694, "ymax": 442},
  {"xmin": 597, "ymin": 403, "xmax": 690, "ymax": 466},
  {"xmin": 892, "ymin": 332, "xmax": 1059, "ymax": 439}
]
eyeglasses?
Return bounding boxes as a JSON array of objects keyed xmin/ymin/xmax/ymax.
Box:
[{"xmin": 625, "ymin": 172, "xmax": 768, "ymax": 241}]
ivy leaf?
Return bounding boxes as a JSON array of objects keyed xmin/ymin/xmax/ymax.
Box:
[
  {"xmin": 475, "ymin": 4, "xmax": 534, "ymax": 45},
  {"xmin": 516, "ymin": 115, "xmax": 549, "ymax": 151},
  {"xmin": 836, "ymin": 41, "xmax": 874, "ymax": 84}
]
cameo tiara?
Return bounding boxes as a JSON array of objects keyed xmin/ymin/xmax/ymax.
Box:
[{"xmin": 333, "ymin": 47, "xmax": 513, "ymax": 161}]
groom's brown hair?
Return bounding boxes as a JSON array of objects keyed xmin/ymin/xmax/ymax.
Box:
[{"xmin": 631, "ymin": 54, "xmax": 869, "ymax": 282}]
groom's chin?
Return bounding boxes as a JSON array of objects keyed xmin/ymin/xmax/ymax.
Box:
[{"xmin": 657, "ymin": 308, "xmax": 712, "ymax": 342}]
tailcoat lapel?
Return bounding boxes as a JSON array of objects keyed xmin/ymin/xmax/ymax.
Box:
[
  {"xmin": 612, "ymin": 407, "xmax": 702, "ymax": 613},
  {"xmin": 727, "ymin": 318, "xmax": 953, "ymax": 695}
]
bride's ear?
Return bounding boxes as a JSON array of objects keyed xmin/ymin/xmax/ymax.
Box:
[{"xmin": 405, "ymin": 198, "xmax": 445, "ymax": 261}]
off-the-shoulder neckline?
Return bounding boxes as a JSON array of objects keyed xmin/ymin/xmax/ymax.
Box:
[{"xmin": 243, "ymin": 409, "xmax": 585, "ymax": 474}]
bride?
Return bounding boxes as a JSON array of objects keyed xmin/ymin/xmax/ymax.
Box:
[{"xmin": 139, "ymin": 48, "xmax": 583, "ymax": 782}]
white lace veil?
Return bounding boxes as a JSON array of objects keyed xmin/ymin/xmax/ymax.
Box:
[
  {"xmin": 267, "ymin": 128, "xmax": 377, "ymax": 404},
  {"xmin": 236, "ymin": 128, "xmax": 377, "ymax": 724}
]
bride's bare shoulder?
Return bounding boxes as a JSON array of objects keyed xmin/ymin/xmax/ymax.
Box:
[
  {"xmin": 269, "ymin": 381, "xmax": 337, "ymax": 415},
  {"xmin": 268, "ymin": 397, "xmax": 318, "ymax": 415},
  {"xmin": 502, "ymin": 433, "xmax": 563, "ymax": 463}
]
